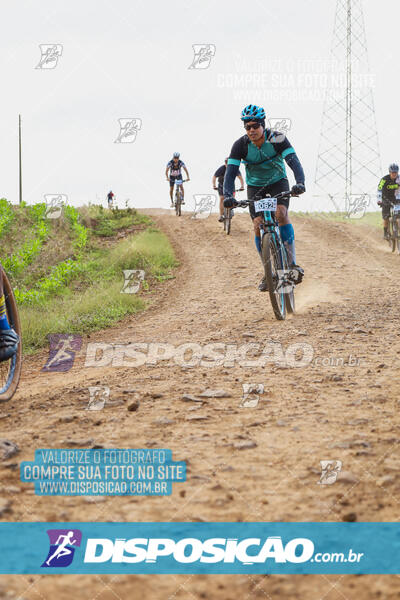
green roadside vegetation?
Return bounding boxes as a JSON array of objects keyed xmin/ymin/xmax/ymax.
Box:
[{"xmin": 0, "ymin": 201, "xmax": 177, "ymax": 353}]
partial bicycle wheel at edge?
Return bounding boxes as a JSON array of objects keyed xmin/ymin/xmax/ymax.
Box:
[
  {"xmin": 0, "ymin": 269, "xmax": 22, "ymax": 401},
  {"xmin": 261, "ymin": 232, "xmax": 286, "ymax": 320}
]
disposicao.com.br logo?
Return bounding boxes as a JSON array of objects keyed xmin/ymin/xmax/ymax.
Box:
[{"xmin": 39, "ymin": 533, "xmax": 365, "ymax": 570}]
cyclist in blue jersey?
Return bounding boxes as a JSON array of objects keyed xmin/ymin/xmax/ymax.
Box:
[
  {"xmin": 165, "ymin": 152, "xmax": 190, "ymax": 207},
  {"xmin": 223, "ymin": 104, "xmax": 305, "ymax": 291}
]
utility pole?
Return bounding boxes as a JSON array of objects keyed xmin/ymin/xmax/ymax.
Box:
[{"xmin": 18, "ymin": 114, "xmax": 22, "ymax": 205}]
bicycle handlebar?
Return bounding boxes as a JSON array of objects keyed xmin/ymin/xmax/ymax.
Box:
[
  {"xmin": 233, "ymin": 190, "xmax": 295, "ymax": 208},
  {"xmin": 214, "ymin": 187, "xmax": 244, "ymax": 192}
]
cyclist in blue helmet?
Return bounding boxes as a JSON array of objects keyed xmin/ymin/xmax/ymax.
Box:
[{"xmin": 223, "ymin": 104, "xmax": 305, "ymax": 291}]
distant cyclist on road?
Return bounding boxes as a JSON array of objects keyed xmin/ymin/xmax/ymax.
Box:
[
  {"xmin": 212, "ymin": 158, "xmax": 244, "ymax": 223},
  {"xmin": 165, "ymin": 153, "xmax": 190, "ymax": 207},
  {"xmin": 223, "ymin": 104, "xmax": 306, "ymax": 292},
  {"xmin": 107, "ymin": 190, "xmax": 114, "ymax": 209},
  {"xmin": 377, "ymin": 164, "xmax": 400, "ymax": 239}
]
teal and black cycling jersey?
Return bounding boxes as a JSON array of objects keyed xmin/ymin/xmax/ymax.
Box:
[{"xmin": 227, "ymin": 129, "xmax": 297, "ymax": 187}]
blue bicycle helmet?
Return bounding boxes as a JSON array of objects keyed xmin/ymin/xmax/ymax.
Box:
[
  {"xmin": 241, "ymin": 104, "xmax": 266, "ymax": 121},
  {"xmin": 389, "ymin": 163, "xmax": 399, "ymax": 173},
  {"xmin": 173, "ymin": 152, "xmax": 180, "ymax": 158}
]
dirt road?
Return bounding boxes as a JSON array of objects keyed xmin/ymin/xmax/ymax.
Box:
[{"xmin": 1, "ymin": 210, "xmax": 400, "ymax": 599}]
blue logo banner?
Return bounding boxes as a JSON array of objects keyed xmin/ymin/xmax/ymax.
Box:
[{"xmin": 1, "ymin": 523, "xmax": 400, "ymax": 574}]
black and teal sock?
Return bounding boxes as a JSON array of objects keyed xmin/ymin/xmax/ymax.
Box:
[
  {"xmin": 279, "ymin": 223, "xmax": 296, "ymax": 266},
  {"xmin": 0, "ymin": 295, "xmax": 10, "ymax": 330},
  {"xmin": 255, "ymin": 235, "xmax": 262, "ymax": 255}
]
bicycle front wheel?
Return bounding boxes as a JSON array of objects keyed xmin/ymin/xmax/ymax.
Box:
[
  {"xmin": 176, "ymin": 190, "xmax": 182, "ymax": 216},
  {"xmin": 261, "ymin": 233, "xmax": 286, "ymax": 320},
  {"xmin": 0, "ymin": 269, "xmax": 22, "ymax": 401},
  {"xmin": 390, "ymin": 218, "xmax": 396, "ymax": 252},
  {"xmin": 225, "ymin": 208, "xmax": 231, "ymax": 235},
  {"xmin": 395, "ymin": 218, "xmax": 400, "ymax": 254}
]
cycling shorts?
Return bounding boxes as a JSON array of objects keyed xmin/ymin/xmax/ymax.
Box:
[
  {"xmin": 247, "ymin": 178, "xmax": 290, "ymax": 220},
  {"xmin": 169, "ymin": 176, "xmax": 183, "ymax": 186}
]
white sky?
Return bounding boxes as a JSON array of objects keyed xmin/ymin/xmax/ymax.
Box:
[{"xmin": 0, "ymin": 0, "xmax": 397, "ymax": 212}]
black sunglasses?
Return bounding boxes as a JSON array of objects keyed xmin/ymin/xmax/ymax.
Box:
[{"xmin": 244, "ymin": 122, "xmax": 261, "ymax": 131}]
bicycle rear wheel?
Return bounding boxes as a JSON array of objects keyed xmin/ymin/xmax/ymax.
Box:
[
  {"xmin": 0, "ymin": 269, "xmax": 22, "ymax": 401},
  {"xmin": 261, "ymin": 232, "xmax": 286, "ymax": 320}
]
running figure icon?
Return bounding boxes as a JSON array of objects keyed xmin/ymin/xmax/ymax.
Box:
[
  {"xmin": 45, "ymin": 531, "xmax": 77, "ymax": 566},
  {"xmin": 41, "ymin": 528, "xmax": 82, "ymax": 568}
]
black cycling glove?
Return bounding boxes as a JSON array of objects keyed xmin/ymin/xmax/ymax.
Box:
[
  {"xmin": 291, "ymin": 183, "xmax": 306, "ymax": 195},
  {"xmin": 224, "ymin": 196, "xmax": 238, "ymax": 208}
]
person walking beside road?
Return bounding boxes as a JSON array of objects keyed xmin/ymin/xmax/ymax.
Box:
[
  {"xmin": 377, "ymin": 164, "xmax": 400, "ymax": 239},
  {"xmin": 212, "ymin": 158, "xmax": 244, "ymax": 223}
]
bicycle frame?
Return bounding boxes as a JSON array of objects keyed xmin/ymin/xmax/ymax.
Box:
[{"xmin": 174, "ymin": 179, "xmax": 187, "ymax": 198}]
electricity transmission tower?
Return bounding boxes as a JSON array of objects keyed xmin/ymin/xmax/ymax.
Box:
[{"xmin": 314, "ymin": 0, "xmax": 381, "ymax": 210}]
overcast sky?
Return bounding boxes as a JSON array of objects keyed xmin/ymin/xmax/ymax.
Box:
[{"xmin": 0, "ymin": 0, "xmax": 397, "ymax": 212}]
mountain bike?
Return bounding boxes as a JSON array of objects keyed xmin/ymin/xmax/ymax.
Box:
[
  {"xmin": 388, "ymin": 202, "xmax": 400, "ymax": 253},
  {"xmin": 0, "ymin": 267, "xmax": 22, "ymax": 401},
  {"xmin": 233, "ymin": 190, "xmax": 299, "ymax": 320},
  {"xmin": 223, "ymin": 188, "xmax": 244, "ymax": 235},
  {"xmin": 174, "ymin": 179, "xmax": 188, "ymax": 217}
]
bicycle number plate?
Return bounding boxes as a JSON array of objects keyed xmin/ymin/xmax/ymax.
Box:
[
  {"xmin": 254, "ymin": 197, "xmax": 277, "ymax": 213},
  {"xmin": 394, "ymin": 204, "xmax": 400, "ymax": 213},
  {"xmin": 175, "ymin": 180, "xmax": 183, "ymax": 185}
]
